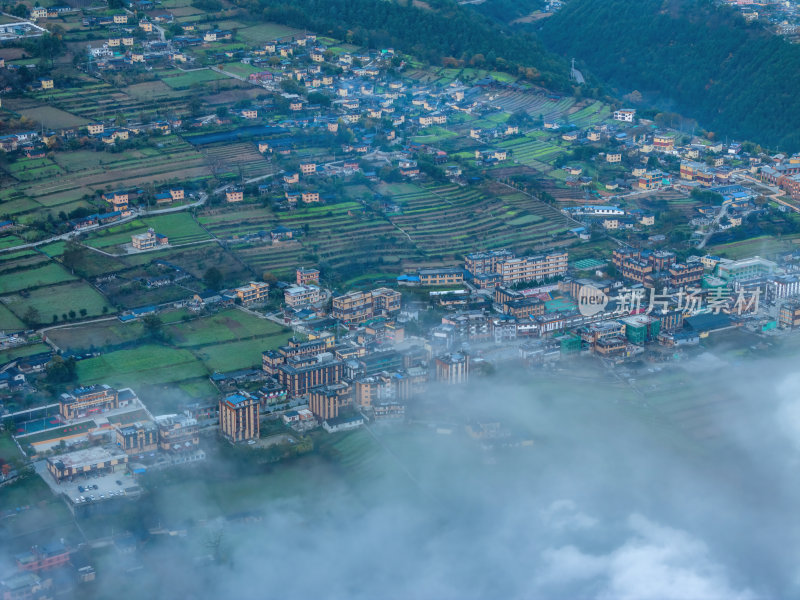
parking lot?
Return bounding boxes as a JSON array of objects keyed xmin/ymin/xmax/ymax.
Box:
[{"xmin": 33, "ymin": 460, "xmax": 140, "ymax": 507}]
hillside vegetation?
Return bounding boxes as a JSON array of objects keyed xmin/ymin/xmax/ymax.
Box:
[
  {"xmin": 538, "ymin": 0, "xmax": 800, "ymax": 151},
  {"xmin": 239, "ymin": 0, "xmax": 572, "ymax": 89}
]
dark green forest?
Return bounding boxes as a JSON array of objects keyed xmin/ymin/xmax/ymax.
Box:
[
  {"xmin": 538, "ymin": 0, "xmax": 800, "ymax": 151},
  {"xmin": 239, "ymin": 0, "xmax": 572, "ymax": 89}
]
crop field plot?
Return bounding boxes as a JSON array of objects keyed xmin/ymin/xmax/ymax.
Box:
[
  {"xmin": 14, "ymin": 104, "xmax": 89, "ymax": 129},
  {"xmin": 0, "ymin": 303, "xmax": 25, "ymax": 331},
  {"xmin": 75, "ymin": 344, "xmax": 208, "ymax": 388},
  {"xmin": 481, "ymin": 90, "xmax": 576, "ymax": 120},
  {"xmin": 161, "ymin": 69, "xmax": 228, "ymax": 89},
  {"xmin": 219, "ymin": 61, "xmax": 263, "ymax": 77},
  {"xmin": 566, "ymin": 100, "xmax": 611, "ymax": 127},
  {"xmin": 15, "ymin": 139, "xmax": 210, "ymax": 212},
  {"xmin": 191, "ymin": 334, "xmax": 289, "ymax": 373},
  {"xmin": 0, "ymin": 234, "xmax": 24, "ymax": 250},
  {"xmin": 144, "ymin": 213, "xmax": 211, "ymax": 245},
  {"xmin": 202, "ymin": 142, "xmax": 276, "ymax": 179},
  {"xmin": 166, "ymin": 309, "xmax": 288, "ymax": 347},
  {"xmin": 4, "ymin": 157, "xmax": 65, "ymax": 183},
  {"xmin": 497, "ymin": 135, "xmax": 564, "ymax": 171},
  {"xmin": 707, "ymin": 236, "xmax": 797, "ymax": 260},
  {"xmin": 45, "ymin": 320, "xmax": 145, "ymax": 352},
  {"xmin": 0, "ymin": 261, "xmax": 76, "ymax": 294},
  {"xmin": 3, "ymin": 281, "xmax": 114, "ymax": 324},
  {"xmin": 123, "ymin": 80, "xmax": 185, "ymax": 101}
]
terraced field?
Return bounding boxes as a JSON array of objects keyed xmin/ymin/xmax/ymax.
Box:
[
  {"xmin": 6, "ymin": 136, "xmax": 210, "ymax": 218},
  {"xmin": 30, "ymin": 80, "xmax": 191, "ymax": 122},
  {"xmin": 497, "ymin": 135, "xmax": 563, "ymax": 171},
  {"xmin": 202, "ymin": 142, "xmax": 276, "ymax": 179},
  {"xmin": 388, "ymin": 182, "xmax": 575, "ymax": 255},
  {"xmin": 567, "ymin": 100, "xmax": 611, "ymax": 128},
  {"xmin": 482, "ymin": 90, "xmax": 576, "ymax": 121}
]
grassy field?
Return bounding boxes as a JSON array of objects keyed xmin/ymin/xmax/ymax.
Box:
[
  {"xmin": 45, "ymin": 320, "xmax": 145, "ymax": 352},
  {"xmin": 0, "ymin": 303, "xmax": 26, "ymax": 331},
  {"xmin": 161, "ymin": 69, "xmax": 227, "ymax": 89},
  {"xmin": 707, "ymin": 235, "xmax": 797, "ymax": 260},
  {"xmin": 166, "ymin": 309, "xmax": 288, "ymax": 347},
  {"xmin": 4, "ymin": 281, "xmax": 114, "ymax": 324},
  {"xmin": 0, "ymin": 343, "xmax": 50, "ymax": 365},
  {"xmin": 191, "ymin": 334, "xmax": 290, "ymax": 372},
  {"xmin": 16, "ymin": 105, "xmax": 89, "ymax": 129},
  {"xmin": 75, "ymin": 344, "xmax": 209, "ymax": 387},
  {"xmin": 236, "ymin": 22, "xmax": 303, "ymax": 43},
  {"xmin": 0, "ymin": 262, "xmax": 76, "ymax": 294}
]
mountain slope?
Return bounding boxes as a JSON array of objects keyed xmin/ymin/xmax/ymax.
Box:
[
  {"xmin": 245, "ymin": 0, "xmax": 572, "ymax": 90},
  {"xmin": 538, "ymin": 0, "xmax": 800, "ymax": 150}
]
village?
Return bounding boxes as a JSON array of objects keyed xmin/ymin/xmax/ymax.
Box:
[{"xmin": 4, "ymin": 0, "xmax": 800, "ymax": 595}]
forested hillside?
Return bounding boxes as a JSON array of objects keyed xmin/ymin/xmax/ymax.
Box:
[
  {"xmin": 239, "ymin": 0, "xmax": 572, "ymax": 90},
  {"xmin": 538, "ymin": 0, "xmax": 800, "ymax": 151}
]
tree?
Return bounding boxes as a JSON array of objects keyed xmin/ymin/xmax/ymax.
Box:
[
  {"xmin": 22, "ymin": 306, "xmax": 40, "ymax": 327},
  {"xmin": 46, "ymin": 356, "xmax": 76, "ymax": 383},
  {"xmin": 203, "ymin": 267, "xmax": 224, "ymax": 291},
  {"xmin": 61, "ymin": 241, "xmax": 86, "ymax": 275},
  {"xmin": 143, "ymin": 314, "xmax": 165, "ymax": 341}
]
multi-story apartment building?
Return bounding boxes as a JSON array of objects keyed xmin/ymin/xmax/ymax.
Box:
[
  {"xmin": 417, "ymin": 267, "xmax": 465, "ymax": 286},
  {"xmin": 309, "ymin": 383, "xmax": 352, "ymax": 420},
  {"xmin": 284, "ymin": 284, "xmax": 323, "ymax": 307},
  {"xmin": 296, "ymin": 267, "xmax": 320, "ymax": 285},
  {"xmin": 464, "ymin": 249, "xmax": 514, "ymax": 276},
  {"xmin": 779, "ymin": 300, "xmax": 800, "ymax": 329},
  {"xmin": 653, "ymin": 133, "xmax": 675, "ymax": 152},
  {"xmin": 59, "ymin": 385, "xmax": 118, "ymax": 420},
  {"xmin": 435, "ymin": 353, "xmax": 469, "ymax": 384},
  {"xmin": 154, "ymin": 413, "xmax": 199, "ymax": 453},
  {"xmin": 331, "ymin": 288, "xmax": 401, "ymax": 324},
  {"xmin": 332, "ymin": 290, "xmax": 374, "ymax": 324},
  {"xmin": 372, "ymin": 287, "xmax": 402, "ymax": 315},
  {"xmin": 262, "ymin": 335, "xmax": 334, "ymax": 375},
  {"xmin": 219, "ymin": 392, "xmax": 260, "ymax": 442},
  {"xmin": 668, "ymin": 262, "xmax": 704, "ymax": 288},
  {"xmin": 234, "ymin": 281, "xmax": 270, "ymax": 306},
  {"xmin": 277, "ymin": 354, "xmax": 343, "ymax": 398},
  {"xmin": 115, "ymin": 421, "xmax": 158, "ymax": 454},
  {"xmin": 497, "ymin": 252, "xmax": 568, "ymax": 286}
]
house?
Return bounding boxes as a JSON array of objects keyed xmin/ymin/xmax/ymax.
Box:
[
  {"xmin": 31, "ymin": 6, "xmax": 47, "ymax": 18},
  {"xmin": 39, "ymin": 78, "xmax": 54, "ymax": 90},
  {"xmin": 131, "ymin": 228, "xmax": 168, "ymax": 250},
  {"xmin": 283, "ymin": 172, "xmax": 299, "ymax": 184},
  {"xmin": 300, "ymin": 162, "xmax": 317, "ymax": 176},
  {"xmin": 226, "ymin": 188, "xmax": 243, "ymax": 203},
  {"xmin": 87, "ymin": 123, "xmax": 105, "ymax": 135},
  {"xmin": 233, "ymin": 281, "xmax": 270, "ymax": 306},
  {"xmin": 241, "ymin": 109, "xmax": 257, "ymax": 120},
  {"xmin": 606, "ymin": 153, "xmax": 622, "ymax": 163},
  {"xmin": 613, "ymin": 108, "xmax": 636, "ymax": 122}
]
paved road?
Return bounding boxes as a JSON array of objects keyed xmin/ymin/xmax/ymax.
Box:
[{"xmin": 0, "ymin": 193, "xmax": 207, "ymax": 256}]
